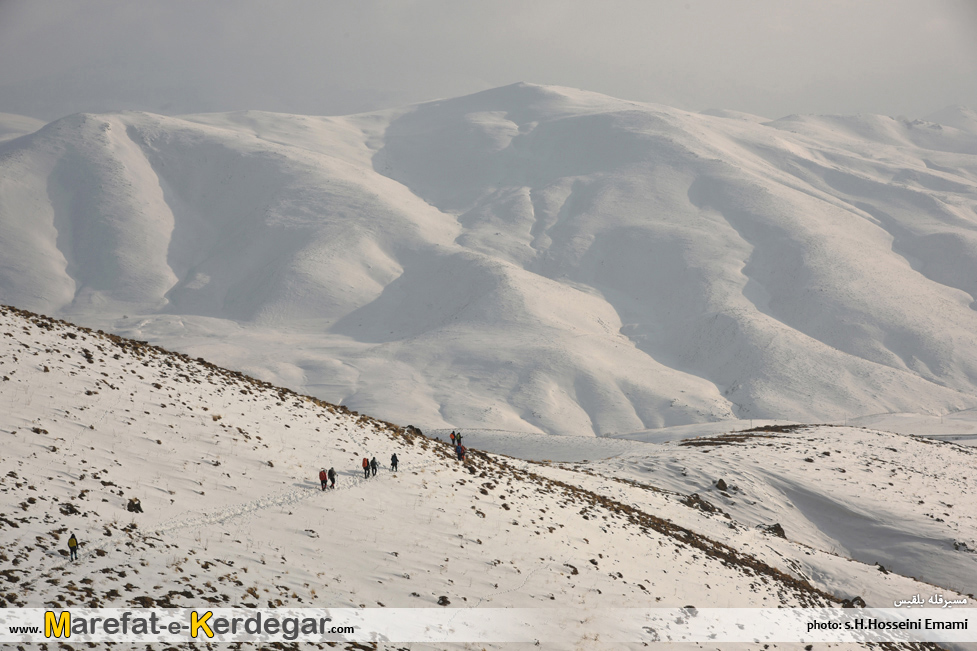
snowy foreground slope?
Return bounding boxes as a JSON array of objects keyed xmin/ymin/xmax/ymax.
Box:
[
  {"xmin": 1, "ymin": 306, "xmax": 973, "ymax": 650},
  {"xmin": 2, "ymin": 85, "xmax": 977, "ymax": 435}
]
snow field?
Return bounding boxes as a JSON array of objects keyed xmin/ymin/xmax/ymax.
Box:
[{"xmin": 6, "ymin": 306, "xmax": 970, "ymax": 649}]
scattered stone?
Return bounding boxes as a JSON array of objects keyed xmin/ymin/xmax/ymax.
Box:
[
  {"xmin": 682, "ymin": 493, "xmax": 719, "ymax": 514},
  {"xmin": 762, "ymin": 523, "xmax": 786, "ymax": 538}
]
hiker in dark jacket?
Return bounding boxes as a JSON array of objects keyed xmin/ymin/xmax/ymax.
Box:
[
  {"xmin": 362, "ymin": 457, "xmax": 370, "ymax": 479},
  {"xmin": 455, "ymin": 444, "xmax": 463, "ymax": 461},
  {"xmin": 328, "ymin": 467, "xmax": 336, "ymax": 488},
  {"xmin": 370, "ymin": 457, "xmax": 378, "ymax": 476},
  {"xmin": 390, "ymin": 453, "xmax": 399, "ymax": 472},
  {"xmin": 68, "ymin": 533, "xmax": 78, "ymax": 561},
  {"xmin": 319, "ymin": 469, "xmax": 328, "ymax": 491}
]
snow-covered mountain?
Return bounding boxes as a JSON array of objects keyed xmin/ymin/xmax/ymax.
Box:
[
  {"xmin": 2, "ymin": 84, "xmax": 977, "ymax": 436},
  {"xmin": 1, "ymin": 304, "xmax": 972, "ymax": 650}
]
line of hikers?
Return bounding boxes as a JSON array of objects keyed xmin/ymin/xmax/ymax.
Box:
[
  {"xmin": 318, "ymin": 453, "xmax": 400, "ymax": 490},
  {"xmin": 68, "ymin": 431, "xmax": 467, "ymax": 561},
  {"xmin": 449, "ymin": 431, "xmax": 466, "ymax": 461}
]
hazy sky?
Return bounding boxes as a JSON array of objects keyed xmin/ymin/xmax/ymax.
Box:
[{"xmin": 1, "ymin": 0, "xmax": 975, "ymax": 121}]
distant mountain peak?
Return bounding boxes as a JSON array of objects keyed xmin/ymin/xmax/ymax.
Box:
[{"xmin": 925, "ymin": 105, "xmax": 977, "ymax": 133}]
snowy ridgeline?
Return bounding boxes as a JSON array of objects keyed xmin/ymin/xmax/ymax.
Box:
[
  {"xmin": 1, "ymin": 305, "xmax": 975, "ymax": 650},
  {"xmin": 2, "ymin": 85, "xmax": 977, "ymax": 437}
]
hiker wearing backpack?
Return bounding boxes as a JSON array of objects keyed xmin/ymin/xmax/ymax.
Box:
[
  {"xmin": 362, "ymin": 457, "xmax": 370, "ymax": 479},
  {"xmin": 370, "ymin": 457, "xmax": 379, "ymax": 476},
  {"xmin": 390, "ymin": 453, "xmax": 399, "ymax": 472},
  {"xmin": 328, "ymin": 467, "xmax": 336, "ymax": 488},
  {"xmin": 68, "ymin": 533, "xmax": 78, "ymax": 561},
  {"xmin": 319, "ymin": 469, "xmax": 328, "ymax": 491}
]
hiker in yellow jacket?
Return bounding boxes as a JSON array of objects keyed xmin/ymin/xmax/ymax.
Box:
[{"xmin": 68, "ymin": 533, "xmax": 78, "ymax": 561}]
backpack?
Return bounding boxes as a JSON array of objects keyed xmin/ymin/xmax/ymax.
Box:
[
  {"xmin": 319, "ymin": 470, "xmax": 327, "ymax": 481},
  {"xmin": 362, "ymin": 457, "xmax": 369, "ymax": 468}
]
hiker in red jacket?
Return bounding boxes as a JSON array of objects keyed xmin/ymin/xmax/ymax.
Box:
[
  {"xmin": 319, "ymin": 469, "xmax": 328, "ymax": 491},
  {"xmin": 362, "ymin": 457, "xmax": 370, "ymax": 479}
]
